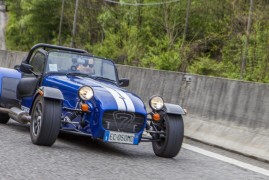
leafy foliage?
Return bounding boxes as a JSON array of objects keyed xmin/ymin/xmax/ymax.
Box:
[{"xmin": 4, "ymin": 0, "xmax": 269, "ymax": 83}]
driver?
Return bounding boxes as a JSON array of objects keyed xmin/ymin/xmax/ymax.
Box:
[{"xmin": 77, "ymin": 58, "xmax": 95, "ymax": 74}]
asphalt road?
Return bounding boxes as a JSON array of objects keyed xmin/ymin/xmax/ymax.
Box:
[
  {"xmin": 0, "ymin": 120, "xmax": 268, "ymax": 180},
  {"xmin": 0, "ymin": 4, "xmax": 6, "ymax": 50}
]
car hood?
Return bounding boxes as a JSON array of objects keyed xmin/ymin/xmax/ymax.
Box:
[{"xmin": 43, "ymin": 75, "xmax": 147, "ymax": 115}]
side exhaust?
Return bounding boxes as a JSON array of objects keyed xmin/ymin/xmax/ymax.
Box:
[
  {"xmin": 8, "ymin": 107, "xmax": 31, "ymax": 124},
  {"xmin": 0, "ymin": 107, "xmax": 9, "ymax": 114}
]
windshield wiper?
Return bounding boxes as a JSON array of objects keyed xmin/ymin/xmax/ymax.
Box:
[
  {"xmin": 66, "ymin": 72, "xmax": 90, "ymax": 77},
  {"xmin": 91, "ymin": 76, "xmax": 117, "ymax": 84}
]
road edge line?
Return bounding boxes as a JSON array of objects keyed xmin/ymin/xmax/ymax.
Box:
[{"xmin": 182, "ymin": 143, "xmax": 269, "ymax": 177}]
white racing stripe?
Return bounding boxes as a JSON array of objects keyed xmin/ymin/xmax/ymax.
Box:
[
  {"xmin": 86, "ymin": 78, "xmax": 135, "ymax": 112},
  {"xmin": 114, "ymin": 89, "xmax": 135, "ymax": 112},
  {"xmin": 183, "ymin": 143, "xmax": 269, "ymax": 177},
  {"xmin": 78, "ymin": 78, "xmax": 133, "ymax": 111},
  {"xmin": 101, "ymin": 86, "xmax": 126, "ymax": 111},
  {"xmin": 97, "ymin": 82, "xmax": 135, "ymax": 112}
]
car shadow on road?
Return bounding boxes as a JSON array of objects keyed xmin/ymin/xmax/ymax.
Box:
[
  {"xmin": 5, "ymin": 120, "xmax": 155, "ymax": 158},
  {"xmin": 57, "ymin": 132, "xmax": 155, "ymax": 159},
  {"xmin": 6, "ymin": 120, "xmax": 30, "ymax": 132},
  {"xmin": 58, "ymin": 132, "xmax": 129, "ymax": 155}
]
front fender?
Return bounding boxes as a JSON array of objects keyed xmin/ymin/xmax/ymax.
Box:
[
  {"xmin": 164, "ymin": 103, "xmax": 185, "ymax": 115},
  {"xmin": 30, "ymin": 86, "xmax": 64, "ymax": 115},
  {"xmin": 39, "ymin": 86, "xmax": 64, "ymax": 100}
]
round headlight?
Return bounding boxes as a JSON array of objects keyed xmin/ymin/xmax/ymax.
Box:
[
  {"xmin": 78, "ymin": 86, "xmax": 94, "ymax": 101},
  {"xmin": 149, "ymin": 96, "xmax": 164, "ymax": 110}
]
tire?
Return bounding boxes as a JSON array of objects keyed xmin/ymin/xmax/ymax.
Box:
[
  {"xmin": 30, "ymin": 96, "xmax": 62, "ymax": 146},
  {"xmin": 152, "ymin": 114, "xmax": 184, "ymax": 158},
  {"xmin": 0, "ymin": 112, "xmax": 10, "ymax": 124}
]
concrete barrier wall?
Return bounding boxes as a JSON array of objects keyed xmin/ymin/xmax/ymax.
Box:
[
  {"xmin": 0, "ymin": 50, "xmax": 27, "ymax": 67},
  {"xmin": 117, "ymin": 65, "xmax": 269, "ymax": 161},
  {"xmin": 118, "ymin": 65, "xmax": 269, "ymax": 131},
  {"xmin": 1, "ymin": 50, "xmax": 269, "ymax": 161}
]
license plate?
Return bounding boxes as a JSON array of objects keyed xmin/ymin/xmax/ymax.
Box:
[{"xmin": 104, "ymin": 131, "xmax": 135, "ymax": 144}]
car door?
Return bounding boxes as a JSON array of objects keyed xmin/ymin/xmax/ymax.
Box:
[{"xmin": 17, "ymin": 50, "xmax": 47, "ymax": 109}]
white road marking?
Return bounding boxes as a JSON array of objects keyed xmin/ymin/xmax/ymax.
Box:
[{"xmin": 183, "ymin": 143, "xmax": 269, "ymax": 177}]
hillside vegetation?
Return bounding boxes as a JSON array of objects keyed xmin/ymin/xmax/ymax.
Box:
[{"xmin": 4, "ymin": 0, "xmax": 269, "ymax": 83}]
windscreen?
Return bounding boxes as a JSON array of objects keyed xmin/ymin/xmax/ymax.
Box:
[{"xmin": 47, "ymin": 51, "xmax": 117, "ymax": 82}]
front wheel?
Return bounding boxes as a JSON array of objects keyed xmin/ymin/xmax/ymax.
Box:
[
  {"xmin": 30, "ymin": 96, "xmax": 62, "ymax": 146},
  {"xmin": 152, "ymin": 114, "xmax": 184, "ymax": 158}
]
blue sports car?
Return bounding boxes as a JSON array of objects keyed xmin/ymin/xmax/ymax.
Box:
[{"xmin": 0, "ymin": 44, "xmax": 185, "ymax": 158}]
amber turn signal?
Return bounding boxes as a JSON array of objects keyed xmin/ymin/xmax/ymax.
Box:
[
  {"xmin": 39, "ymin": 90, "xmax": 44, "ymax": 96},
  {"xmin": 81, "ymin": 103, "xmax": 89, "ymax": 112},
  {"xmin": 152, "ymin": 113, "xmax": 161, "ymax": 121}
]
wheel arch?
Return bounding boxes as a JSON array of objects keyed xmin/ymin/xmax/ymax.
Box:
[
  {"xmin": 29, "ymin": 86, "xmax": 64, "ymax": 115},
  {"xmin": 164, "ymin": 103, "xmax": 185, "ymax": 115}
]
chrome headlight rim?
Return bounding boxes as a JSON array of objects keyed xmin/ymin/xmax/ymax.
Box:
[
  {"xmin": 149, "ymin": 95, "xmax": 164, "ymax": 111},
  {"xmin": 78, "ymin": 86, "xmax": 94, "ymax": 101}
]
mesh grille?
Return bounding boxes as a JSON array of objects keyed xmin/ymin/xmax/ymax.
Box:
[{"xmin": 102, "ymin": 111, "xmax": 145, "ymax": 133}]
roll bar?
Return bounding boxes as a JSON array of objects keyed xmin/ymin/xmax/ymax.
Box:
[{"xmin": 24, "ymin": 43, "xmax": 88, "ymax": 63}]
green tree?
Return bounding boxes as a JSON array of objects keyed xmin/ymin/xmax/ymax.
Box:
[{"xmin": 4, "ymin": 0, "xmax": 269, "ymax": 83}]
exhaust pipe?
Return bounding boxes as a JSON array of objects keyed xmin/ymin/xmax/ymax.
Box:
[
  {"xmin": 0, "ymin": 107, "xmax": 9, "ymax": 114},
  {"xmin": 8, "ymin": 107, "xmax": 31, "ymax": 124}
]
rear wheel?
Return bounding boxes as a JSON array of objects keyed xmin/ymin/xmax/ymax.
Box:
[
  {"xmin": 30, "ymin": 96, "xmax": 62, "ymax": 146},
  {"xmin": 0, "ymin": 112, "xmax": 9, "ymax": 124},
  {"xmin": 152, "ymin": 114, "xmax": 184, "ymax": 158}
]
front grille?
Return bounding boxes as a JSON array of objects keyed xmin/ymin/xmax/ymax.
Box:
[{"xmin": 102, "ymin": 111, "xmax": 145, "ymax": 133}]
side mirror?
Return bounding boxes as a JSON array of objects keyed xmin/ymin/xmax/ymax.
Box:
[
  {"xmin": 119, "ymin": 78, "xmax": 129, "ymax": 87},
  {"xmin": 20, "ymin": 63, "xmax": 34, "ymax": 74}
]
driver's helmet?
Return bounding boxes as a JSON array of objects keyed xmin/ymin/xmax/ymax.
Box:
[{"xmin": 77, "ymin": 57, "xmax": 94, "ymax": 73}]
